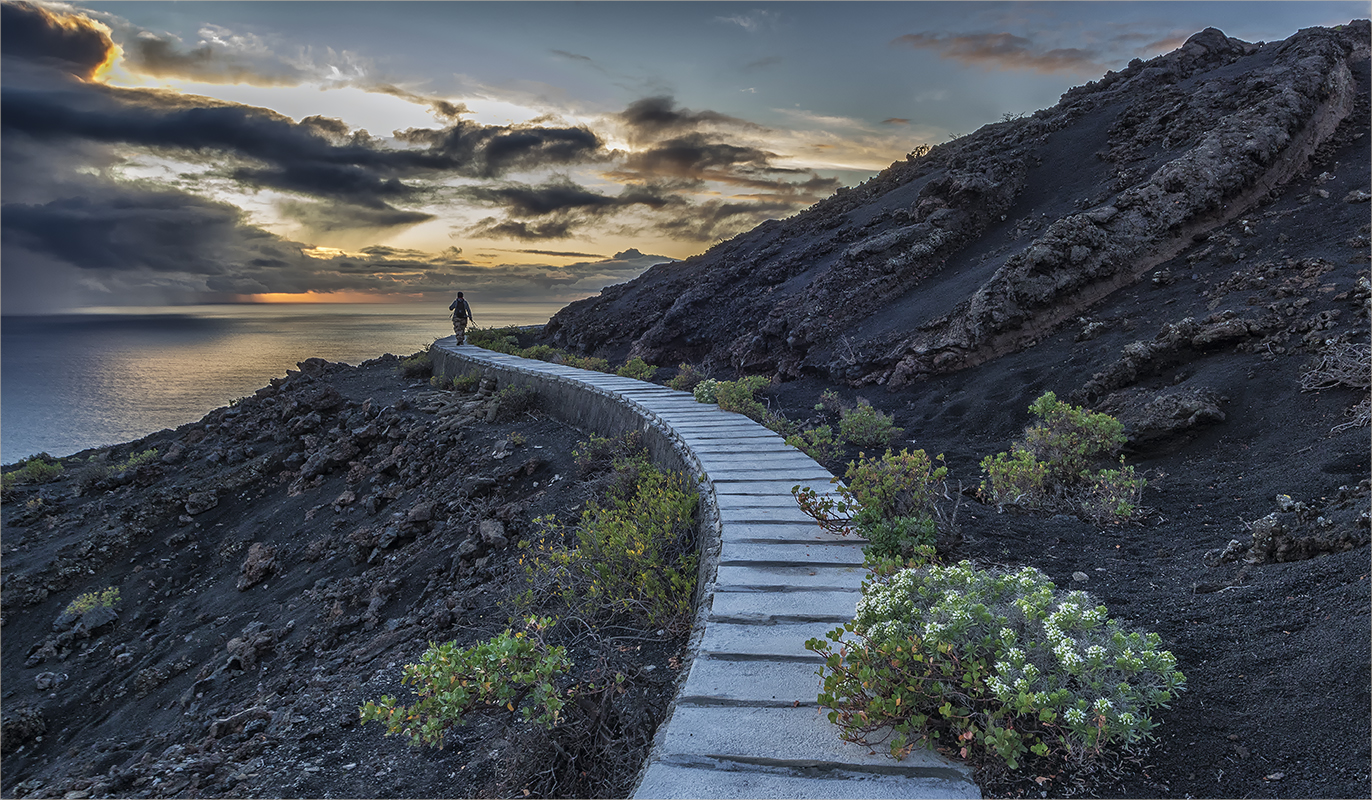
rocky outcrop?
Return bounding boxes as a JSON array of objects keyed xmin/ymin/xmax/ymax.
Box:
[{"xmin": 541, "ymin": 23, "xmax": 1370, "ymax": 386}]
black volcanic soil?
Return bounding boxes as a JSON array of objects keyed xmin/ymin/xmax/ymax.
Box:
[{"xmin": 1, "ymin": 355, "xmax": 689, "ymax": 799}]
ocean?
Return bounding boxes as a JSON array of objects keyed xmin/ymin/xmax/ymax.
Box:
[{"xmin": 1, "ymin": 301, "xmax": 567, "ymax": 462}]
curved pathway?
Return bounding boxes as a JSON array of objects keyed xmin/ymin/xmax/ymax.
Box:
[{"xmin": 429, "ymin": 338, "xmax": 979, "ymax": 799}]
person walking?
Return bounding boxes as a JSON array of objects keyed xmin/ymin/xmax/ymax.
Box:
[{"xmin": 449, "ymin": 291, "xmax": 474, "ymax": 344}]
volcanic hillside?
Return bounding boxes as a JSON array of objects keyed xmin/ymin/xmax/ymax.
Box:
[{"xmin": 543, "ymin": 24, "xmax": 1370, "ymax": 386}]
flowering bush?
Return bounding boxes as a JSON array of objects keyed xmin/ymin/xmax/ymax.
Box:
[
  {"xmin": 359, "ymin": 617, "xmax": 570, "ymax": 748},
  {"xmin": 692, "ymin": 379, "xmax": 719, "ymax": 404},
  {"xmin": 807, "ymin": 562, "xmax": 1184, "ymax": 771}
]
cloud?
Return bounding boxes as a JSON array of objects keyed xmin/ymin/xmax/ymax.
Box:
[
  {"xmin": 714, "ymin": 9, "xmax": 781, "ymax": 33},
  {"xmin": 393, "ymin": 118, "xmax": 607, "ymax": 178},
  {"xmin": 881, "ymin": 117, "xmax": 911, "ymax": 125},
  {"xmin": 654, "ymin": 198, "xmax": 794, "ymax": 242},
  {"xmin": 460, "ymin": 178, "xmax": 684, "ymax": 240},
  {"xmin": 368, "ymin": 83, "xmax": 470, "ymax": 120},
  {"xmin": 1, "ymin": 1, "xmax": 115, "ymax": 80},
  {"xmin": 120, "ymin": 27, "xmax": 309, "ymax": 86},
  {"xmin": 742, "ymin": 55, "xmax": 782, "ymax": 73},
  {"xmin": 891, "ymin": 32, "xmax": 1104, "ymax": 74},
  {"xmin": 618, "ymin": 95, "xmax": 761, "ymax": 143},
  {"xmin": 514, "ymin": 249, "xmax": 606, "ymax": 259}
]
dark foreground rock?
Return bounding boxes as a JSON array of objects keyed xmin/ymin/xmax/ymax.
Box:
[{"xmin": 1, "ymin": 356, "xmax": 686, "ymax": 799}]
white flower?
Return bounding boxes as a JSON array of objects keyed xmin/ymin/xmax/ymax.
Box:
[
  {"xmin": 1094, "ymin": 698, "xmax": 1113, "ymax": 713},
  {"xmin": 1066, "ymin": 707, "xmax": 1086, "ymax": 725}
]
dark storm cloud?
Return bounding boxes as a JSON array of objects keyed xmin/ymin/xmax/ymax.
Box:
[
  {"xmin": 892, "ymin": 32, "xmax": 1103, "ymax": 75},
  {"xmin": 1, "ymin": 189, "xmax": 299, "ymax": 276},
  {"xmin": 618, "ymin": 96, "xmax": 760, "ymax": 143},
  {"xmin": 393, "ymin": 120, "xmax": 606, "ymax": 178},
  {"xmin": 1, "ymin": 1, "xmax": 114, "ymax": 80},
  {"xmin": 121, "ymin": 31, "xmax": 308, "ymax": 86},
  {"xmin": 460, "ymin": 179, "xmax": 685, "ymax": 241},
  {"xmin": 275, "ymin": 199, "xmax": 435, "ymax": 234}
]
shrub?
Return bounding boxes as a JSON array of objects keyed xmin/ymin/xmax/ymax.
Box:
[
  {"xmin": 795, "ymin": 448, "xmax": 948, "ymax": 536},
  {"xmin": 1020, "ymin": 392, "xmax": 1125, "ymax": 483},
  {"xmin": 452, "ymin": 373, "xmax": 479, "ymax": 392},
  {"xmin": 616, "ymin": 357, "xmax": 659, "ymax": 381},
  {"xmin": 693, "ymin": 379, "xmax": 719, "ymax": 404},
  {"xmin": 785, "ymin": 425, "xmax": 844, "ymax": 466},
  {"xmin": 64, "ymin": 587, "xmax": 120, "ymax": 617},
  {"xmin": 807, "ymin": 562, "xmax": 1185, "ymax": 771},
  {"xmin": 978, "ymin": 393, "xmax": 1143, "ymax": 522},
  {"xmin": 862, "ymin": 515, "xmax": 937, "ymax": 563},
  {"xmin": 518, "ymin": 344, "xmax": 564, "ymax": 363},
  {"xmin": 115, "ymin": 449, "xmax": 159, "ymax": 472},
  {"xmin": 668, "ymin": 363, "xmax": 707, "ymax": 392},
  {"xmin": 978, "ymin": 448, "xmax": 1049, "ymax": 510},
  {"xmin": 399, "ymin": 349, "xmax": 433, "ymax": 378},
  {"xmin": 573, "ymin": 432, "xmax": 645, "ymax": 477},
  {"xmin": 2, "ymin": 454, "xmax": 64, "ymax": 498},
  {"xmin": 1080, "ymin": 463, "xmax": 1147, "ymax": 526},
  {"xmin": 838, "ymin": 400, "xmax": 905, "ymax": 449},
  {"xmin": 517, "ymin": 459, "xmax": 698, "ymax": 630},
  {"xmin": 714, "ymin": 376, "xmax": 771, "ymax": 419},
  {"xmin": 564, "ymin": 354, "xmax": 611, "ymax": 373},
  {"xmin": 816, "ymin": 390, "xmax": 844, "ymax": 415},
  {"xmin": 359, "ymin": 617, "xmax": 571, "ymax": 748},
  {"xmin": 465, "ymin": 326, "xmax": 521, "ymax": 354},
  {"xmin": 494, "ymin": 384, "xmax": 538, "ymax": 421}
]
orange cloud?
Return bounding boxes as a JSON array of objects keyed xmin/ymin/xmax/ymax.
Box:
[{"xmin": 892, "ymin": 32, "xmax": 1103, "ymax": 75}]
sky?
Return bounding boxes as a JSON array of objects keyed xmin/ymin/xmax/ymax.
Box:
[{"xmin": 1, "ymin": 1, "xmax": 1364, "ymax": 313}]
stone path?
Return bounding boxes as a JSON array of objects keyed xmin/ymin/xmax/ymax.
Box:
[{"xmin": 429, "ymin": 339, "xmax": 980, "ymax": 799}]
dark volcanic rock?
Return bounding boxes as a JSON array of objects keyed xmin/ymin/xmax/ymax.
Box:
[{"xmin": 543, "ymin": 24, "xmax": 1370, "ymax": 389}]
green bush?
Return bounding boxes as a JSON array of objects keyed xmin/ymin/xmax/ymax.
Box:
[
  {"xmin": 359, "ymin": 617, "xmax": 570, "ymax": 748},
  {"xmin": 862, "ymin": 515, "xmax": 937, "ymax": 563},
  {"xmin": 1080, "ymin": 463, "xmax": 1147, "ymax": 526},
  {"xmin": 2, "ymin": 454, "xmax": 64, "ymax": 498},
  {"xmin": 1021, "ymin": 392, "xmax": 1125, "ymax": 483},
  {"xmin": 573, "ymin": 431, "xmax": 645, "ymax": 477},
  {"xmin": 399, "ymin": 349, "xmax": 433, "ymax": 378},
  {"xmin": 977, "ymin": 393, "xmax": 1143, "ymax": 522},
  {"xmin": 978, "ymin": 448, "xmax": 1049, "ymax": 509},
  {"xmin": 115, "ymin": 449, "xmax": 159, "ymax": 472},
  {"xmin": 465, "ymin": 326, "xmax": 521, "ymax": 354},
  {"xmin": 785, "ymin": 425, "xmax": 844, "ymax": 466},
  {"xmin": 795, "ymin": 449, "xmax": 948, "ymax": 535},
  {"xmin": 452, "ymin": 373, "xmax": 480, "ymax": 392},
  {"xmin": 808, "ymin": 562, "xmax": 1185, "ymax": 771},
  {"xmin": 693, "ymin": 379, "xmax": 719, "ymax": 404},
  {"xmin": 616, "ymin": 357, "xmax": 659, "ymax": 381},
  {"xmin": 64, "ymin": 587, "xmax": 120, "ymax": 617},
  {"xmin": 668, "ymin": 363, "xmax": 708, "ymax": 392},
  {"xmin": 494, "ymin": 384, "xmax": 538, "ymax": 421},
  {"xmin": 518, "ymin": 458, "xmax": 698, "ymax": 630},
  {"xmin": 838, "ymin": 400, "xmax": 905, "ymax": 449},
  {"xmin": 518, "ymin": 344, "xmax": 564, "ymax": 363},
  {"xmin": 564, "ymin": 354, "xmax": 611, "ymax": 373}
]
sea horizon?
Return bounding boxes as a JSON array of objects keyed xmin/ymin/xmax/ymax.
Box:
[{"xmin": 1, "ymin": 301, "xmax": 567, "ymax": 462}]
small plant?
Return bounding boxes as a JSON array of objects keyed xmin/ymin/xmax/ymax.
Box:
[
  {"xmin": 838, "ymin": 400, "xmax": 905, "ymax": 449},
  {"xmin": 495, "ymin": 384, "xmax": 538, "ymax": 421},
  {"xmin": 816, "ymin": 390, "xmax": 844, "ymax": 415},
  {"xmin": 669, "ymin": 363, "xmax": 708, "ymax": 392},
  {"xmin": 978, "ymin": 448, "xmax": 1049, "ymax": 509},
  {"xmin": 115, "ymin": 448, "xmax": 158, "ymax": 473},
  {"xmin": 616, "ymin": 357, "xmax": 658, "ymax": 382},
  {"xmin": 564, "ymin": 354, "xmax": 612, "ymax": 373},
  {"xmin": 518, "ymin": 344, "xmax": 564, "ymax": 363},
  {"xmin": 795, "ymin": 448, "xmax": 948, "ymax": 536},
  {"xmin": 573, "ymin": 431, "xmax": 645, "ymax": 476},
  {"xmin": 785, "ymin": 425, "xmax": 844, "ymax": 466},
  {"xmin": 359, "ymin": 617, "xmax": 571, "ymax": 748},
  {"xmin": 452, "ymin": 373, "xmax": 479, "ymax": 392},
  {"xmin": 64, "ymin": 587, "xmax": 120, "ymax": 617},
  {"xmin": 1080, "ymin": 462, "xmax": 1147, "ymax": 526},
  {"xmin": 808, "ymin": 562, "xmax": 1185, "ymax": 772},
  {"xmin": 508, "ymin": 432, "xmax": 527, "ymax": 447},
  {"xmin": 693, "ymin": 379, "xmax": 720, "ymax": 404},
  {"xmin": 399, "ymin": 348, "xmax": 433, "ymax": 379},
  {"xmin": 2, "ymin": 454, "xmax": 64, "ymax": 498}
]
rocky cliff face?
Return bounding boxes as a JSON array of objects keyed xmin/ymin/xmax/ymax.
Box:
[{"xmin": 543, "ymin": 23, "xmax": 1370, "ymax": 386}]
